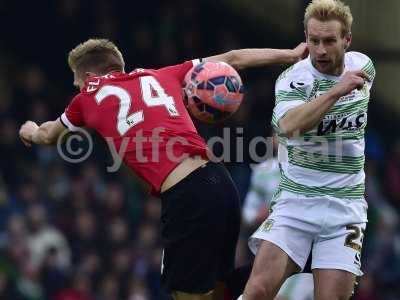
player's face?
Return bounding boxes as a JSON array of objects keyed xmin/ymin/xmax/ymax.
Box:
[{"xmin": 306, "ymin": 18, "xmax": 351, "ymax": 76}]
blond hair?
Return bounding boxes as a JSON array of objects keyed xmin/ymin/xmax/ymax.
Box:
[
  {"xmin": 304, "ymin": 0, "xmax": 353, "ymax": 36},
  {"xmin": 68, "ymin": 38, "xmax": 125, "ymax": 74}
]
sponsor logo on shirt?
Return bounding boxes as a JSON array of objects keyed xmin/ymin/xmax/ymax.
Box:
[
  {"xmin": 317, "ymin": 112, "xmax": 367, "ymax": 135},
  {"xmin": 290, "ymin": 81, "xmax": 305, "ymax": 89}
]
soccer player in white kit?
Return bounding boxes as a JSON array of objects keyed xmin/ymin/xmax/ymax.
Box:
[{"xmin": 242, "ymin": 0, "xmax": 375, "ymax": 299}]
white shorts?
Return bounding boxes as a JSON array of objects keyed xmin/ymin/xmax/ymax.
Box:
[{"xmin": 249, "ymin": 191, "xmax": 368, "ymax": 276}]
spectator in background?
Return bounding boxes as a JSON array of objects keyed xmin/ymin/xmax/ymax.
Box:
[
  {"xmin": 26, "ymin": 204, "xmax": 71, "ymax": 270},
  {"xmin": 0, "ymin": 271, "xmax": 17, "ymax": 299},
  {"xmin": 386, "ymin": 142, "xmax": 400, "ymax": 208},
  {"xmin": 55, "ymin": 272, "xmax": 94, "ymax": 300}
]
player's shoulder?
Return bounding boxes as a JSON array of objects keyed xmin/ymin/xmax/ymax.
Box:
[
  {"xmin": 345, "ymin": 51, "xmax": 376, "ymax": 81},
  {"xmin": 345, "ymin": 51, "xmax": 374, "ymax": 70},
  {"xmin": 128, "ymin": 68, "xmax": 158, "ymax": 76},
  {"xmin": 276, "ymin": 58, "xmax": 314, "ymax": 88}
]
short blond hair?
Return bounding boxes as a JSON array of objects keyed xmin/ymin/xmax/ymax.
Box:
[
  {"xmin": 304, "ymin": 0, "xmax": 353, "ymax": 36},
  {"xmin": 68, "ymin": 38, "xmax": 125, "ymax": 74}
]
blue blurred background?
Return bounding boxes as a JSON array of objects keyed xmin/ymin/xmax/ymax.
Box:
[{"xmin": 0, "ymin": 0, "xmax": 399, "ymax": 299}]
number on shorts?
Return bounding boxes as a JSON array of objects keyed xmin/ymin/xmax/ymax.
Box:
[{"xmin": 344, "ymin": 225, "xmax": 364, "ymax": 252}]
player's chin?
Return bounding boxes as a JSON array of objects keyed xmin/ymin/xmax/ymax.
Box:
[{"xmin": 316, "ymin": 61, "xmax": 331, "ymax": 71}]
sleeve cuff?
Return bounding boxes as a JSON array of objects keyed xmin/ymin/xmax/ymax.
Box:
[{"xmin": 60, "ymin": 113, "xmax": 80, "ymax": 132}]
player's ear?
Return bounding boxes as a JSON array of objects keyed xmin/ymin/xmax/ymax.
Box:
[{"xmin": 344, "ymin": 32, "xmax": 352, "ymax": 50}]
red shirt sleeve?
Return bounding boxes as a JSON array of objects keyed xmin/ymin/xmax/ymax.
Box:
[
  {"xmin": 60, "ymin": 94, "xmax": 85, "ymax": 131},
  {"xmin": 157, "ymin": 59, "xmax": 201, "ymax": 83}
]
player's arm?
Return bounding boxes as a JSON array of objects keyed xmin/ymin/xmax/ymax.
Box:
[
  {"xmin": 19, "ymin": 119, "xmax": 66, "ymax": 146},
  {"xmin": 204, "ymin": 43, "xmax": 308, "ymax": 70},
  {"xmin": 279, "ymin": 70, "xmax": 369, "ymax": 138}
]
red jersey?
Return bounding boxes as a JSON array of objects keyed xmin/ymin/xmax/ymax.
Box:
[{"xmin": 60, "ymin": 60, "xmax": 208, "ymax": 193}]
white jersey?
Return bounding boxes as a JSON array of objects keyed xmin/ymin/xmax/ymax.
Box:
[
  {"xmin": 243, "ymin": 158, "xmax": 280, "ymax": 224},
  {"xmin": 272, "ymin": 52, "xmax": 376, "ymax": 202}
]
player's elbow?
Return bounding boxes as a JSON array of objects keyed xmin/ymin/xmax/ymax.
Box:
[
  {"xmin": 227, "ymin": 50, "xmax": 245, "ymax": 70},
  {"xmin": 279, "ymin": 118, "xmax": 301, "ymax": 138}
]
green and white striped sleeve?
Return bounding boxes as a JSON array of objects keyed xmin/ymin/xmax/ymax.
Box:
[{"xmin": 272, "ymin": 66, "xmax": 311, "ymax": 131}]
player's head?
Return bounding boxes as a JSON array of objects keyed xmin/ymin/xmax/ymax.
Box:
[
  {"xmin": 304, "ymin": 0, "xmax": 353, "ymax": 76},
  {"xmin": 68, "ymin": 39, "xmax": 125, "ymax": 89}
]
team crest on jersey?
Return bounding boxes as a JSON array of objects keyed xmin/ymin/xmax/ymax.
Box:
[{"xmin": 260, "ymin": 219, "xmax": 275, "ymax": 232}]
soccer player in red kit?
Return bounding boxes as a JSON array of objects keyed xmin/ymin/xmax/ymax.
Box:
[{"xmin": 19, "ymin": 39, "xmax": 307, "ymax": 300}]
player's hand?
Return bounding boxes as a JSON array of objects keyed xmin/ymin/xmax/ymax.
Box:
[
  {"xmin": 19, "ymin": 121, "xmax": 39, "ymax": 147},
  {"xmin": 332, "ymin": 70, "xmax": 369, "ymax": 98},
  {"xmin": 291, "ymin": 42, "xmax": 308, "ymax": 62}
]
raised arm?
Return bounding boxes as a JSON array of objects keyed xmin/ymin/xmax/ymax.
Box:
[
  {"xmin": 19, "ymin": 119, "xmax": 66, "ymax": 146},
  {"xmin": 204, "ymin": 43, "xmax": 308, "ymax": 70},
  {"xmin": 279, "ymin": 70, "xmax": 369, "ymax": 137}
]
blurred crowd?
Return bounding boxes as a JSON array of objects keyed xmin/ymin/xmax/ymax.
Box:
[{"xmin": 0, "ymin": 0, "xmax": 400, "ymax": 299}]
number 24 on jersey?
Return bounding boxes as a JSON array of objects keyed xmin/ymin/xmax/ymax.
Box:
[{"xmin": 95, "ymin": 76, "xmax": 179, "ymax": 135}]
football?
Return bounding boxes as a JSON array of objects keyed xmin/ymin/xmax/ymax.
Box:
[{"xmin": 184, "ymin": 61, "xmax": 244, "ymax": 124}]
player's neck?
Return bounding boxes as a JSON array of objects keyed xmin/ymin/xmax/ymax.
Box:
[{"xmin": 331, "ymin": 62, "xmax": 345, "ymax": 76}]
